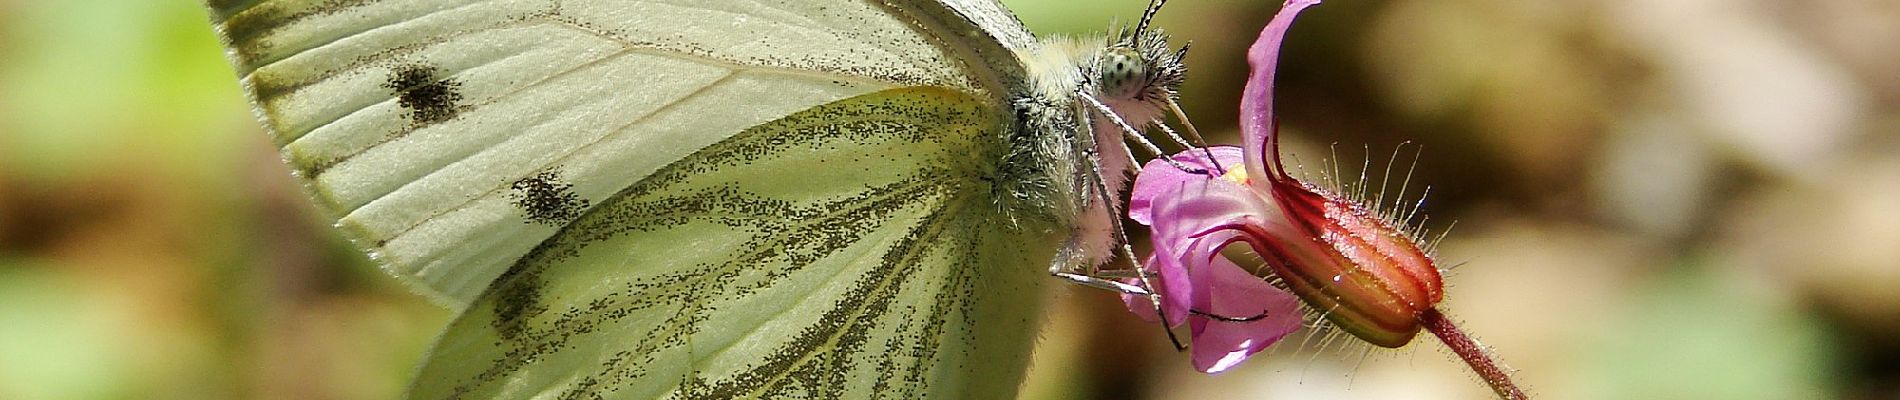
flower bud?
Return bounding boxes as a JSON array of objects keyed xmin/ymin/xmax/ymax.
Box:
[{"xmin": 1246, "ymin": 181, "xmax": 1444, "ymax": 348}]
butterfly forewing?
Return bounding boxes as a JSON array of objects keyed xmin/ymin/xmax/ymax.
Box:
[
  {"xmin": 208, "ymin": 0, "xmax": 1080, "ymax": 398},
  {"xmin": 207, "ymin": 0, "xmax": 1035, "ymax": 306}
]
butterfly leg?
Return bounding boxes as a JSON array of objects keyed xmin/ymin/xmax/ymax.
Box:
[
  {"xmin": 1046, "ymin": 236, "xmax": 1188, "ymax": 352},
  {"xmin": 1119, "ymin": 239, "xmax": 1189, "ymax": 351},
  {"xmin": 1050, "ymin": 270, "xmax": 1151, "ymax": 295},
  {"xmin": 1091, "ymin": 147, "xmax": 1193, "ymax": 351},
  {"xmin": 1077, "ymin": 93, "xmax": 1208, "ymax": 176}
]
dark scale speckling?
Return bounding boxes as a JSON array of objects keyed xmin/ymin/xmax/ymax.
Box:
[
  {"xmin": 383, "ymin": 63, "xmax": 466, "ymax": 126},
  {"xmin": 424, "ymin": 89, "xmax": 1039, "ymax": 399},
  {"xmin": 509, "ymin": 170, "xmax": 591, "ymax": 226},
  {"xmin": 217, "ymin": 0, "xmax": 380, "ymax": 65}
]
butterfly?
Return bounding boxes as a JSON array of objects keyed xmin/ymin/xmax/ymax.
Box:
[{"xmin": 204, "ymin": 0, "xmax": 1202, "ymax": 397}]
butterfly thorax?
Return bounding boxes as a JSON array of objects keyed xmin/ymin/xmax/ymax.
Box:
[{"xmin": 1018, "ymin": 28, "xmax": 1188, "ymax": 270}]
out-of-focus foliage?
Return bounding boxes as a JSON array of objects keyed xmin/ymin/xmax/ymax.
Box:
[
  {"xmin": 0, "ymin": 2, "xmax": 450, "ymax": 399},
  {"xmin": 0, "ymin": 0, "xmax": 1892, "ymax": 399}
]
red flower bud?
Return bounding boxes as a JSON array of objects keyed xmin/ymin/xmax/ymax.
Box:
[{"xmin": 1251, "ymin": 181, "xmax": 1443, "ymax": 347}]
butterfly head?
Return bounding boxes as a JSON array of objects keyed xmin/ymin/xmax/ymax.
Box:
[{"xmin": 1092, "ymin": 27, "xmax": 1186, "ymax": 114}]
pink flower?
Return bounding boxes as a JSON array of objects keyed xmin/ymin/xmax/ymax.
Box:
[
  {"xmin": 1124, "ymin": 0, "xmax": 1450, "ymax": 373},
  {"xmin": 1121, "ymin": 147, "xmax": 1302, "ymax": 374}
]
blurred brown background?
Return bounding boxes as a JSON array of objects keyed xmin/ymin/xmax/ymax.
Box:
[{"xmin": 1, "ymin": 0, "xmax": 1894, "ymax": 399}]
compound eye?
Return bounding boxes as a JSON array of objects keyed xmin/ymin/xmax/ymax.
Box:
[{"xmin": 1097, "ymin": 48, "xmax": 1148, "ymax": 100}]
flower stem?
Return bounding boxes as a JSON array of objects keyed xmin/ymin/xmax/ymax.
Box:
[{"xmin": 1420, "ymin": 308, "xmax": 1526, "ymax": 399}]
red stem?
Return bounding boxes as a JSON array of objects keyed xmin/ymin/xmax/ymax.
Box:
[{"xmin": 1420, "ymin": 308, "xmax": 1527, "ymax": 400}]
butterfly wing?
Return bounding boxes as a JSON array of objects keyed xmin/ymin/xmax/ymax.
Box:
[
  {"xmin": 207, "ymin": 0, "xmax": 1040, "ymax": 307},
  {"xmin": 207, "ymin": 0, "xmax": 1082, "ymax": 398},
  {"xmin": 413, "ymin": 87, "xmax": 1063, "ymax": 399}
]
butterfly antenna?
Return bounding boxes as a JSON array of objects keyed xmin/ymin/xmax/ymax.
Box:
[{"xmin": 1133, "ymin": 0, "xmax": 1169, "ymax": 40}]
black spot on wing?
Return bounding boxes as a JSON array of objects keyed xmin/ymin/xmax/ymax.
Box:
[
  {"xmin": 383, "ymin": 63, "xmax": 467, "ymax": 127},
  {"xmin": 510, "ymin": 170, "xmax": 591, "ymax": 226}
]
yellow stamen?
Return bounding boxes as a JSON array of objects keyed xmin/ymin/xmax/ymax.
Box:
[{"xmin": 1220, "ymin": 167, "xmax": 1250, "ymax": 184}]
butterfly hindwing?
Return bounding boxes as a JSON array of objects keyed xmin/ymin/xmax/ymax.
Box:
[{"xmin": 408, "ymin": 88, "xmax": 1062, "ymax": 399}]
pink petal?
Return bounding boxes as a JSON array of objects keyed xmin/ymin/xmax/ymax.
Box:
[
  {"xmin": 1129, "ymin": 146, "xmax": 1245, "ymax": 226},
  {"xmin": 1131, "ymin": 176, "xmax": 1279, "ymax": 328},
  {"xmin": 1145, "ymin": 175, "xmax": 1278, "ymax": 245},
  {"xmin": 1117, "ymin": 0, "xmax": 1326, "ymax": 375},
  {"xmin": 1241, "ymin": 0, "xmax": 1322, "ymax": 183},
  {"xmin": 1134, "ymin": 178, "xmax": 1304, "ymax": 373},
  {"xmin": 1120, "ymin": 278, "xmax": 1161, "ymax": 322},
  {"xmin": 1151, "ymin": 255, "xmax": 1193, "ymax": 326},
  {"xmin": 1185, "ymin": 255, "xmax": 1302, "ymax": 374},
  {"xmin": 1120, "ymin": 257, "xmax": 1187, "ymax": 327}
]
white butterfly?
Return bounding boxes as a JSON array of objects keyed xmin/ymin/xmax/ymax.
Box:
[{"xmin": 207, "ymin": 0, "xmax": 1197, "ymax": 397}]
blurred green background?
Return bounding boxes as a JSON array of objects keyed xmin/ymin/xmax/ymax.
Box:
[{"xmin": 1, "ymin": 0, "xmax": 1895, "ymax": 399}]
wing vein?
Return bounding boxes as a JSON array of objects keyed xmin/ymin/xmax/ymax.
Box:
[
  {"xmin": 539, "ymin": 17, "xmax": 916, "ymax": 89},
  {"xmin": 686, "ymin": 191, "xmax": 942, "ymax": 368},
  {"xmin": 350, "ymin": 68, "xmax": 743, "ymax": 243},
  {"xmin": 298, "ymin": 35, "xmax": 635, "ymax": 173},
  {"xmin": 243, "ymin": 0, "xmax": 498, "ymax": 71},
  {"xmin": 741, "ymin": 189, "xmax": 965, "ymax": 398}
]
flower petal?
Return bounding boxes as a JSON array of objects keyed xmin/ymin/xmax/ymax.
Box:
[
  {"xmin": 1129, "ymin": 146, "xmax": 1245, "ymax": 225},
  {"xmin": 1120, "ymin": 277, "xmax": 1161, "ymax": 322},
  {"xmin": 1136, "ymin": 176, "xmax": 1303, "ymax": 373},
  {"xmin": 1137, "ymin": 175, "xmax": 1281, "ymax": 322},
  {"xmin": 1241, "ymin": 0, "xmax": 1322, "ymax": 184},
  {"xmin": 1145, "ymin": 174, "xmax": 1284, "ymax": 244},
  {"xmin": 1120, "ymin": 257, "xmax": 1187, "ymax": 327},
  {"xmin": 1184, "ymin": 255, "xmax": 1302, "ymax": 374}
]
